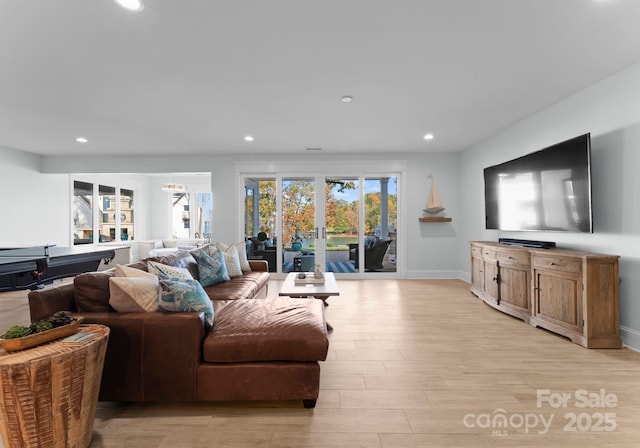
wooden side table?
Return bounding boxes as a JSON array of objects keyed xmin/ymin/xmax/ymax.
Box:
[{"xmin": 0, "ymin": 324, "xmax": 109, "ymax": 448}]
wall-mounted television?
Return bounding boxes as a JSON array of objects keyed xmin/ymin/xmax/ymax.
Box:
[{"xmin": 484, "ymin": 133, "xmax": 593, "ymax": 233}]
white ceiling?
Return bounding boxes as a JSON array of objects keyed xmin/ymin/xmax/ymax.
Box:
[{"xmin": 2, "ymin": 0, "xmax": 640, "ymax": 156}]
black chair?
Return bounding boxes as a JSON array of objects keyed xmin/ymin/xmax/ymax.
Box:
[
  {"xmin": 247, "ymin": 236, "xmax": 277, "ymax": 272},
  {"xmin": 258, "ymin": 249, "xmax": 276, "ymax": 272},
  {"xmin": 349, "ymin": 237, "xmax": 392, "ymax": 271}
]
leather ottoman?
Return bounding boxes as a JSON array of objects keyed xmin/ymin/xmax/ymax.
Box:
[{"xmin": 196, "ymin": 298, "xmax": 329, "ymax": 406}]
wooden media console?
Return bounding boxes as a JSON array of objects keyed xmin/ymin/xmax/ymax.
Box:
[{"xmin": 470, "ymin": 241, "xmax": 621, "ymax": 348}]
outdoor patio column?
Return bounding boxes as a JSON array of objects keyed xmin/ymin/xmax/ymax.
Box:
[
  {"xmin": 245, "ymin": 180, "xmax": 260, "ymax": 237},
  {"xmin": 380, "ymin": 177, "xmax": 389, "ymax": 239},
  {"xmin": 251, "ymin": 182, "xmax": 260, "ymax": 236}
]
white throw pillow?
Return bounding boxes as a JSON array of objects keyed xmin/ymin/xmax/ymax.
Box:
[
  {"xmin": 217, "ymin": 241, "xmax": 251, "ymax": 273},
  {"xmin": 109, "ymin": 277, "xmax": 159, "ymax": 312},
  {"xmin": 216, "ymin": 244, "xmax": 243, "ymax": 278},
  {"xmin": 109, "ymin": 266, "xmax": 160, "ymax": 312},
  {"xmin": 115, "ymin": 264, "xmax": 155, "ymax": 278}
]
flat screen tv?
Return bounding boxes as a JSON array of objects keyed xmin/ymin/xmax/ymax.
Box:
[{"xmin": 484, "ymin": 133, "xmax": 593, "ymax": 233}]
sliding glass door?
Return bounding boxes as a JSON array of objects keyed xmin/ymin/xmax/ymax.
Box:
[
  {"xmin": 281, "ymin": 177, "xmax": 316, "ymax": 273},
  {"xmin": 244, "ymin": 177, "xmax": 277, "ymax": 272},
  {"xmin": 243, "ymin": 172, "xmax": 399, "ymax": 277},
  {"xmin": 361, "ymin": 176, "xmax": 397, "ymax": 273},
  {"xmin": 324, "ymin": 177, "xmax": 359, "ymax": 274}
]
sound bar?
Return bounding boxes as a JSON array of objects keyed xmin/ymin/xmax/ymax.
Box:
[{"xmin": 498, "ymin": 238, "xmax": 556, "ymax": 249}]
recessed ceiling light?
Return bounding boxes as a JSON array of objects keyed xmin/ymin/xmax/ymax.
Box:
[
  {"xmin": 75, "ymin": 137, "xmax": 88, "ymax": 143},
  {"xmin": 115, "ymin": 0, "xmax": 144, "ymax": 12},
  {"xmin": 341, "ymin": 95, "xmax": 353, "ymax": 103},
  {"xmin": 306, "ymin": 147, "xmax": 323, "ymax": 151},
  {"xmin": 244, "ymin": 135, "xmax": 254, "ymax": 142},
  {"xmin": 424, "ymin": 133, "xmax": 434, "ymax": 141}
]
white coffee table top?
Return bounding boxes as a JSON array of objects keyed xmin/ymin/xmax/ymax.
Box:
[{"xmin": 279, "ymin": 272, "xmax": 340, "ymax": 297}]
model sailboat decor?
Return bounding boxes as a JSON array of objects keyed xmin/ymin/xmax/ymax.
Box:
[{"xmin": 423, "ymin": 174, "xmax": 445, "ymax": 215}]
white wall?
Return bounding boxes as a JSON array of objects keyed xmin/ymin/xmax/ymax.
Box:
[
  {"xmin": 459, "ymin": 61, "xmax": 640, "ymax": 349},
  {"xmin": 406, "ymin": 153, "xmax": 461, "ymax": 278},
  {"xmin": 0, "ymin": 151, "xmax": 191, "ymax": 248},
  {"xmin": 0, "ymin": 146, "xmax": 69, "ymax": 247},
  {"xmin": 40, "ymin": 152, "xmax": 462, "ymax": 277}
]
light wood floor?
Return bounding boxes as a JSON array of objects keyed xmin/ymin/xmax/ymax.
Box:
[{"xmin": 2, "ymin": 279, "xmax": 640, "ymax": 447}]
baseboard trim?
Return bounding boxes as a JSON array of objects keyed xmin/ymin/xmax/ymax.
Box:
[
  {"xmin": 407, "ymin": 270, "xmax": 466, "ymax": 280},
  {"xmin": 621, "ymin": 326, "xmax": 640, "ymax": 352}
]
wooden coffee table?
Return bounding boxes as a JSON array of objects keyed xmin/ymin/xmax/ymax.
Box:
[{"xmin": 279, "ymin": 272, "xmax": 339, "ymax": 331}]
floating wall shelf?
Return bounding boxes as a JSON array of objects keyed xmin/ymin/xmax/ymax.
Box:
[{"xmin": 419, "ymin": 217, "xmax": 452, "ymax": 222}]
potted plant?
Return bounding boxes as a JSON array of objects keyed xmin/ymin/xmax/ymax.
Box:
[{"xmin": 291, "ymin": 230, "xmax": 303, "ymax": 251}]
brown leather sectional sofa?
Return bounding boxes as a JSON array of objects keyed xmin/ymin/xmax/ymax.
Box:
[{"xmin": 28, "ymin": 250, "xmax": 329, "ymax": 408}]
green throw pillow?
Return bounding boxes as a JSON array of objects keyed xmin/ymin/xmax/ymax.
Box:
[
  {"xmin": 192, "ymin": 247, "xmax": 230, "ymax": 287},
  {"xmin": 158, "ymin": 278, "xmax": 214, "ymax": 328}
]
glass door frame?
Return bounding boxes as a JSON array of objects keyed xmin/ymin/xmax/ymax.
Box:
[
  {"xmin": 280, "ymin": 175, "xmax": 320, "ymax": 274},
  {"xmin": 236, "ymin": 160, "xmax": 406, "ymax": 279}
]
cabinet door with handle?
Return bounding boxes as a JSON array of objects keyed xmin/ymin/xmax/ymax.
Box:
[
  {"xmin": 499, "ymin": 264, "xmax": 530, "ymax": 313},
  {"xmin": 471, "ymin": 244, "xmax": 484, "ymax": 296},
  {"xmin": 482, "ymin": 259, "xmax": 499, "ymax": 305},
  {"xmin": 497, "ymin": 248, "xmax": 531, "ymax": 315},
  {"xmin": 532, "ymin": 267, "xmax": 583, "ymax": 333}
]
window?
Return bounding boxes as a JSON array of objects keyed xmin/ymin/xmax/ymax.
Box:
[
  {"xmin": 72, "ymin": 180, "xmax": 135, "ymax": 244},
  {"xmin": 171, "ymin": 192, "xmax": 212, "ymax": 239},
  {"xmin": 73, "ymin": 181, "xmax": 93, "ymax": 245},
  {"xmin": 244, "ymin": 178, "xmax": 276, "ymax": 239},
  {"xmin": 98, "ymin": 185, "xmax": 116, "ymax": 242},
  {"xmin": 120, "ymin": 188, "xmax": 134, "ymax": 241}
]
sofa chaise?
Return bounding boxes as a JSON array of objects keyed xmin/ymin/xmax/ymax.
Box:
[{"xmin": 28, "ymin": 249, "xmax": 329, "ymax": 408}]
